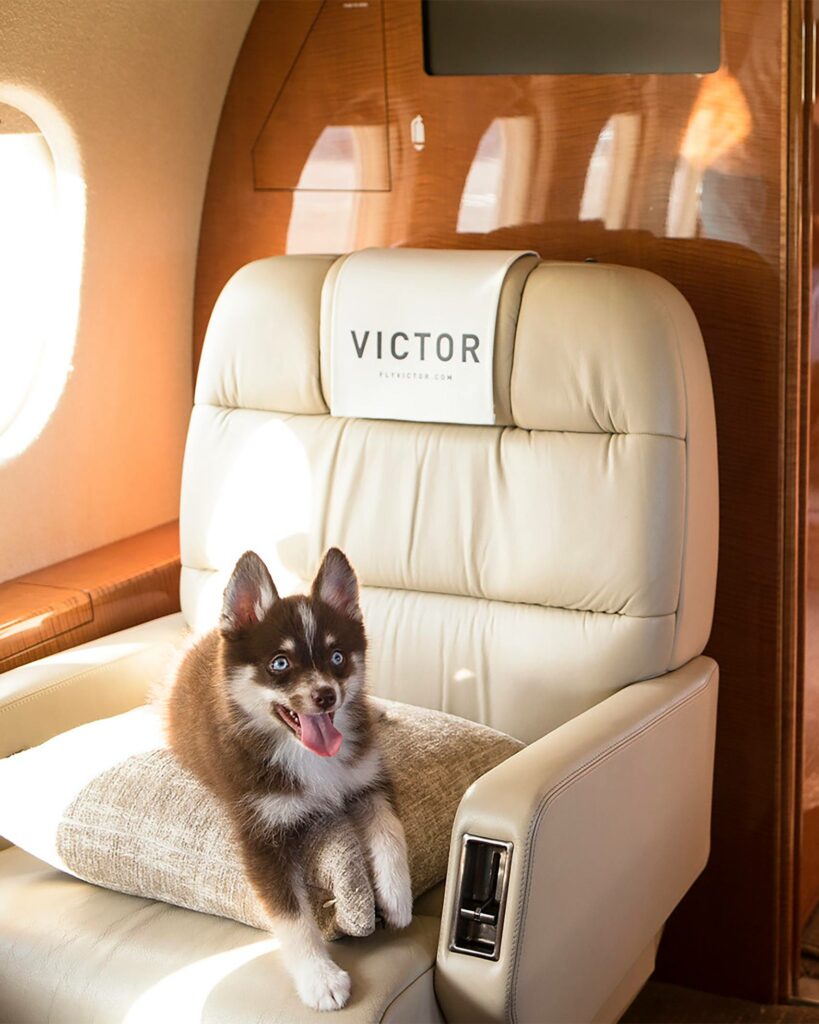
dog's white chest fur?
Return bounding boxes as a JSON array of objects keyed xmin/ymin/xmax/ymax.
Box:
[
  {"xmin": 229, "ymin": 667, "xmax": 381, "ymax": 831},
  {"xmin": 252, "ymin": 728, "xmax": 382, "ymax": 831}
]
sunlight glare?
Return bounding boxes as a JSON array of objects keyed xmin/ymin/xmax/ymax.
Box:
[
  {"xmin": 46, "ymin": 641, "xmax": 149, "ymax": 666},
  {"xmin": 121, "ymin": 937, "xmax": 281, "ymax": 1024},
  {"xmin": 285, "ymin": 126, "xmax": 365, "ymax": 253},
  {"xmin": 0, "ymin": 92, "xmax": 86, "ymax": 462},
  {"xmin": 666, "ymin": 69, "xmax": 751, "ymax": 238},
  {"xmin": 203, "ymin": 418, "xmax": 312, "ymax": 596}
]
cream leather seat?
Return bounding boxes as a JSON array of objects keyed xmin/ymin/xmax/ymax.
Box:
[{"xmin": 0, "ymin": 251, "xmax": 718, "ymax": 1024}]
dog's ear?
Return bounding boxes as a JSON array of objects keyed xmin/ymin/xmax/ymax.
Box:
[
  {"xmin": 312, "ymin": 548, "xmax": 361, "ymax": 621},
  {"xmin": 220, "ymin": 551, "xmax": 278, "ymax": 638}
]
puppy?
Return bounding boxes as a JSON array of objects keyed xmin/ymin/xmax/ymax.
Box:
[{"xmin": 165, "ymin": 548, "xmax": 412, "ymax": 1011}]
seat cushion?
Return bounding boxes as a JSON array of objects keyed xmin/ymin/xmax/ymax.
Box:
[
  {"xmin": 0, "ymin": 846, "xmax": 443, "ymax": 1024},
  {"xmin": 0, "ymin": 699, "xmax": 521, "ymax": 940}
]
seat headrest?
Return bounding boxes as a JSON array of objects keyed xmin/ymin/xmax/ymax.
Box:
[{"xmin": 196, "ymin": 249, "xmax": 698, "ymax": 441}]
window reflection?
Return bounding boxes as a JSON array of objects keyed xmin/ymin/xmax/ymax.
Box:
[
  {"xmin": 286, "ymin": 190, "xmax": 358, "ymax": 254},
  {"xmin": 579, "ymin": 113, "xmax": 641, "ymax": 230},
  {"xmin": 285, "ymin": 125, "xmax": 383, "ymax": 253},
  {"xmin": 667, "ymin": 68, "xmax": 751, "ymax": 239},
  {"xmin": 293, "ymin": 126, "xmax": 359, "ymax": 191},
  {"xmin": 457, "ymin": 117, "xmax": 535, "ymax": 234}
]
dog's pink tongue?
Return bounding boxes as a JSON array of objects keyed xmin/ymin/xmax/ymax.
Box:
[{"xmin": 299, "ymin": 713, "xmax": 343, "ymax": 757}]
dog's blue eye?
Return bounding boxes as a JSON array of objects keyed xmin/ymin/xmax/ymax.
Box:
[
  {"xmin": 330, "ymin": 650, "xmax": 344, "ymax": 667},
  {"xmin": 269, "ymin": 655, "xmax": 290, "ymax": 673}
]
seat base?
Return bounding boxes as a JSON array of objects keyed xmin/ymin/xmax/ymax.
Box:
[
  {"xmin": 593, "ymin": 930, "xmax": 663, "ymax": 1024},
  {"xmin": 0, "ymin": 846, "xmax": 443, "ymax": 1024}
]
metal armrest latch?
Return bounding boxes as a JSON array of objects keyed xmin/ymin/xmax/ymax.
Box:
[{"xmin": 448, "ymin": 834, "xmax": 513, "ymax": 961}]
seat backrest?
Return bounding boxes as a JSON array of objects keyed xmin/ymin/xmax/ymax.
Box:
[{"xmin": 180, "ymin": 250, "xmax": 717, "ymax": 742}]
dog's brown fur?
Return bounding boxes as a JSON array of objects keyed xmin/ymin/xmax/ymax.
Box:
[{"xmin": 163, "ymin": 548, "xmax": 412, "ymax": 1011}]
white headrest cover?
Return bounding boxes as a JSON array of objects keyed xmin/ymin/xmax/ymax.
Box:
[{"xmin": 326, "ymin": 248, "xmax": 536, "ymax": 425}]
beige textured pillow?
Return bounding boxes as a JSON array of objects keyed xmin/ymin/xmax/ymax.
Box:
[{"xmin": 0, "ymin": 698, "xmax": 522, "ymax": 939}]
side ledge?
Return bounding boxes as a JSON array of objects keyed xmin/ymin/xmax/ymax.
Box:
[{"xmin": 0, "ymin": 613, "xmax": 188, "ymax": 759}]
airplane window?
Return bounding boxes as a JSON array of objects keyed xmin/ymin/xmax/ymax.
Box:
[
  {"xmin": 0, "ymin": 100, "xmax": 84, "ymax": 461},
  {"xmin": 579, "ymin": 113, "xmax": 641, "ymax": 230},
  {"xmin": 457, "ymin": 116, "xmax": 536, "ymax": 235}
]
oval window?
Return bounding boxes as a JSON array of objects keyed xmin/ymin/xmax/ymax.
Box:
[{"xmin": 0, "ymin": 100, "xmax": 84, "ymax": 460}]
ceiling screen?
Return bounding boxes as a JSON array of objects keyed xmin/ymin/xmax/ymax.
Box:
[{"xmin": 423, "ymin": 0, "xmax": 721, "ymax": 76}]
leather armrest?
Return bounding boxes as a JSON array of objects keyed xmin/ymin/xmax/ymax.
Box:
[
  {"xmin": 434, "ymin": 656, "xmax": 718, "ymax": 1024},
  {"xmin": 0, "ymin": 613, "xmax": 188, "ymax": 759}
]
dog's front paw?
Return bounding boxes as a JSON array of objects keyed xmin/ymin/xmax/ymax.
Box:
[
  {"xmin": 295, "ymin": 959, "xmax": 351, "ymax": 1012},
  {"xmin": 379, "ymin": 876, "xmax": 413, "ymax": 930}
]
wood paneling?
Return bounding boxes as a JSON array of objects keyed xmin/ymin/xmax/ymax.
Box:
[
  {"xmin": 194, "ymin": 0, "xmax": 806, "ymax": 1002},
  {"xmin": 0, "ymin": 522, "xmax": 180, "ymax": 672},
  {"xmin": 800, "ymin": 7, "xmax": 819, "ymax": 936},
  {"xmin": 0, "ymin": 583, "xmax": 93, "ymax": 663},
  {"xmin": 253, "ymin": 0, "xmax": 389, "ymax": 191}
]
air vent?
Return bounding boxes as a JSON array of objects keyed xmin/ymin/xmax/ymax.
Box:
[{"xmin": 449, "ymin": 834, "xmax": 513, "ymax": 960}]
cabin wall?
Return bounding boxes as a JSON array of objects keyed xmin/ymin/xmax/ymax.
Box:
[
  {"xmin": 193, "ymin": 0, "xmax": 805, "ymax": 1002},
  {"xmin": 801, "ymin": 8, "xmax": 819, "ymax": 935},
  {"xmin": 0, "ymin": 0, "xmax": 255, "ymax": 581}
]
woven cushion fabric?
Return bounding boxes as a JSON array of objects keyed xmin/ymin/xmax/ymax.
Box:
[{"xmin": 0, "ymin": 699, "xmax": 522, "ymax": 940}]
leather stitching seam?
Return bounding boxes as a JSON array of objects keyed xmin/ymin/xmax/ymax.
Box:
[
  {"xmin": 181, "ymin": 567, "xmax": 679, "ymax": 623},
  {"xmin": 193, "ymin": 402, "xmax": 685, "ymax": 440},
  {"xmin": 379, "ymin": 964, "xmax": 439, "ymax": 1023}
]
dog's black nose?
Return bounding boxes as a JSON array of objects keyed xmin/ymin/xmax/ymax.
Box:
[{"xmin": 312, "ymin": 686, "xmax": 336, "ymax": 711}]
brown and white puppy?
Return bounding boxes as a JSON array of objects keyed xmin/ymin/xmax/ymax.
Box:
[{"xmin": 165, "ymin": 548, "xmax": 412, "ymax": 1011}]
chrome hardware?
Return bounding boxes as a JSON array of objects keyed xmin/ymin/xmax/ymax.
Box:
[
  {"xmin": 448, "ymin": 833, "xmax": 512, "ymax": 960},
  {"xmin": 410, "ymin": 114, "xmax": 425, "ymax": 152}
]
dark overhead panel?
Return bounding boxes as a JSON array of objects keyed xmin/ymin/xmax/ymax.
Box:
[{"xmin": 422, "ymin": 0, "xmax": 721, "ymax": 76}]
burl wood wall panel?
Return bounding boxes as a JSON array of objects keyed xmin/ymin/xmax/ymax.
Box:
[
  {"xmin": 0, "ymin": 522, "xmax": 181, "ymax": 672},
  {"xmin": 195, "ymin": 0, "xmax": 802, "ymax": 1002},
  {"xmin": 801, "ymin": 10, "xmax": 819, "ymax": 933},
  {"xmin": 252, "ymin": 0, "xmax": 389, "ymax": 191}
]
